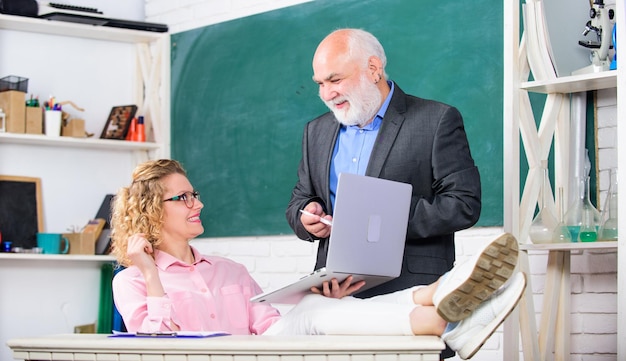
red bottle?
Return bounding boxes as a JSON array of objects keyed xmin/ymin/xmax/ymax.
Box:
[{"xmin": 126, "ymin": 117, "xmax": 136, "ymax": 141}]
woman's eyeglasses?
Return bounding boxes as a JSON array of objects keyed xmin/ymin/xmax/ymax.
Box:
[{"xmin": 163, "ymin": 191, "xmax": 200, "ymax": 208}]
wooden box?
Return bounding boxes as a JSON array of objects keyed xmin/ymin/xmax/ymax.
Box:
[
  {"xmin": 62, "ymin": 118, "xmax": 85, "ymax": 137},
  {"xmin": 25, "ymin": 107, "xmax": 42, "ymax": 134},
  {"xmin": 64, "ymin": 218, "xmax": 105, "ymax": 255},
  {"xmin": 64, "ymin": 232, "xmax": 97, "ymax": 255},
  {"xmin": 0, "ymin": 90, "xmax": 25, "ymax": 133}
]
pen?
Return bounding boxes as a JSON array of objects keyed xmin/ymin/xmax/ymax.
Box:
[
  {"xmin": 136, "ymin": 331, "xmax": 177, "ymax": 337},
  {"xmin": 299, "ymin": 209, "xmax": 333, "ymax": 226}
]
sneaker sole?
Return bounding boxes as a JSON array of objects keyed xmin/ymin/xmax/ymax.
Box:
[
  {"xmin": 436, "ymin": 233, "xmax": 519, "ymax": 322},
  {"xmin": 457, "ymin": 272, "xmax": 526, "ymax": 360}
]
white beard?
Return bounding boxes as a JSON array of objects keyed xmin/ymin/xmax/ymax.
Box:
[{"xmin": 323, "ymin": 74, "xmax": 382, "ymax": 127}]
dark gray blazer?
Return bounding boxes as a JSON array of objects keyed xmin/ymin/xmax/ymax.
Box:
[{"xmin": 286, "ymin": 82, "xmax": 481, "ymax": 297}]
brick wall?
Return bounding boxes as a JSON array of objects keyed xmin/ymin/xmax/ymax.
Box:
[
  {"xmin": 597, "ymin": 88, "xmax": 618, "ymax": 204},
  {"xmin": 145, "ymin": 1, "xmax": 618, "ymax": 360}
]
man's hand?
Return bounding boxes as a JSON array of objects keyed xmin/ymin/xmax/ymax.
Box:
[
  {"xmin": 300, "ymin": 202, "xmax": 333, "ymax": 238},
  {"xmin": 310, "ymin": 275, "xmax": 366, "ymax": 299}
]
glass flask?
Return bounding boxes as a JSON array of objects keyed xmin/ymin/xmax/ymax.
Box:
[
  {"xmin": 565, "ymin": 176, "xmax": 601, "ymax": 242},
  {"xmin": 578, "ymin": 206, "xmax": 598, "ymax": 242},
  {"xmin": 598, "ymin": 168, "xmax": 618, "ymax": 241},
  {"xmin": 552, "ymin": 187, "xmax": 572, "ymax": 242},
  {"xmin": 529, "ymin": 162, "xmax": 558, "ymax": 244}
]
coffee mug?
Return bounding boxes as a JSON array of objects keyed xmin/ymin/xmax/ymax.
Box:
[{"xmin": 36, "ymin": 233, "xmax": 69, "ymax": 254}]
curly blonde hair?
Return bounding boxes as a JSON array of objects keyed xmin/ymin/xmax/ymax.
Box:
[{"xmin": 110, "ymin": 159, "xmax": 187, "ymax": 267}]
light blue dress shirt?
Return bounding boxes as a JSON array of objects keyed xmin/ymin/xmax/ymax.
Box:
[{"xmin": 329, "ymin": 81, "xmax": 395, "ymax": 208}]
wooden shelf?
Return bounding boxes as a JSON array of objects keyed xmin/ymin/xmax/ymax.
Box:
[
  {"xmin": 0, "ymin": 13, "xmax": 164, "ymax": 43},
  {"xmin": 0, "ymin": 253, "xmax": 115, "ymax": 262},
  {"xmin": 521, "ymin": 70, "xmax": 617, "ymax": 94},
  {"xmin": 0, "ymin": 132, "xmax": 160, "ymax": 152},
  {"xmin": 0, "ymin": 13, "xmax": 169, "ymax": 158}
]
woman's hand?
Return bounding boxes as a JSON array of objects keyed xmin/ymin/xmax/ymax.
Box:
[
  {"xmin": 127, "ymin": 233, "xmax": 157, "ymax": 273},
  {"xmin": 127, "ymin": 233, "xmax": 166, "ymax": 298}
]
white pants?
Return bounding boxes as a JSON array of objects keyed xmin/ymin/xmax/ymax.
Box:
[{"xmin": 263, "ymin": 286, "xmax": 423, "ymax": 336}]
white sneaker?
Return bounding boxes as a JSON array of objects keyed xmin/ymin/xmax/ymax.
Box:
[
  {"xmin": 433, "ymin": 233, "xmax": 518, "ymax": 322},
  {"xmin": 442, "ymin": 271, "xmax": 526, "ymax": 360}
]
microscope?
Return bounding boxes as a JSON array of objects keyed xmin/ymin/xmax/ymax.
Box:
[{"xmin": 572, "ymin": 0, "xmax": 615, "ymax": 75}]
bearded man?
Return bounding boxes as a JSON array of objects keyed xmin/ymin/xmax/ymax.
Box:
[{"xmin": 285, "ymin": 28, "xmax": 481, "ymax": 336}]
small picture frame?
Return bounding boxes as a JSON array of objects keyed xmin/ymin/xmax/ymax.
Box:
[{"xmin": 100, "ymin": 105, "xmax": 138, "ymax": 140}]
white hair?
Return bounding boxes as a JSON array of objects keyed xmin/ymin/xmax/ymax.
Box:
[{"xmin": 343, "ymin": 28, "xmax": 388, "ymax": 79}]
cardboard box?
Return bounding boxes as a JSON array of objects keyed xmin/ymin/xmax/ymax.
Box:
[
  {"xmin": 25, "ymin": 107, "xmax": 42, "ymax": 134},
  {"xmin": 62, "ymin": 118, "xmax": 85, "ymax": 137},
  {"xmin": 64, "ymin": 218, "xmax": 105, "ymax": 255},
  {"xmin": 64, "ymin": 232, "xmax": 97, "ymax": 255},
  {"xmin": 0, "ymin": 90, "xmax": 25, "ymax": 133}
]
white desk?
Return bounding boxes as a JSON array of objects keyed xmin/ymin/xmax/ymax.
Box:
[{"xmin": 7, "ymin": 333, "xmax": 445, "ymax": 361}]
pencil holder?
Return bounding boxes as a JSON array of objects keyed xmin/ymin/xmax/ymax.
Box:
[
  {"xmin": 0, "ymin": 75, "xmax": 28, "ymax": 93},
  {"xmin": 25, "ymin": 106, "xmax": 42, "ymax": 134},
  {"xmin": 44, "ymin": 110, "xmax": 62, "ymax": 136}
]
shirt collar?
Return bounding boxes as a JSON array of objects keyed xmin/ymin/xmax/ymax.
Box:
[
  {"xmin": 376, "ymin": 80, "xmax": 394, "ymax": 120},
  {"xmin": 153, "ymin": 245, "xmax": 211, "ymax": 270}
]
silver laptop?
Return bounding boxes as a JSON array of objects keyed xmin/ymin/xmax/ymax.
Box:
[{"xmin": 251, "ymin": 173, "xmax": 412, "ymax": 304}]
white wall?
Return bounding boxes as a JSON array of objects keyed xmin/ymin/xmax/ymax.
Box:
[
  {"xmin": 0, "ymin": 29, "xmax": 141, "ymax": 232},
  {"xmin": 38, "ymin": 0, "xmax": 145, "ymax": 21},
  {"xmin": 145, "ymin": 0, "xmax": 313, "ymax": 34}
]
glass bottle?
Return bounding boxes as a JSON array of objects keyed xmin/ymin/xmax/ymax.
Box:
[
  {"xmin": 565, "ymin": 176, "xmax": 601, "ymax": 242},
  {"xmin": 529, "ymin": 162, "xmax": 558, "ymax": 244},
  {"xmin": 552, "ymin": 187, "xmax": 572, "ymax": 242},
  {"xmin": 598, "ymin": 168, "xmax": 618, "ymax": 241},
  {"xmin": 584, "ymin": 175, "xmax": 602, "ymax": 230}
]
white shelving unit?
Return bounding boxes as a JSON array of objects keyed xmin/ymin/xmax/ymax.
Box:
[
  {"xmin": 0, "ymin": 132, "xmax": 160, "ymax": 151},
  {"xmin": 503, "ymin": 1, "xmax": 623, "ymax": 361},
  {"xmin": 0, "ymin": 253, "xmax": 115, "ymax": 262},
  {"xmin": 0, "ymin": 12, "xmax": 171, "ymax": 232},
  {"xmin": 0, "ymin": 13, "xmax": 171, "ymax": 158},
  {"xmin": 0, "ymin": 13, "xmax": 170, "ymax": 361},
  {"xmin": 520, "ymin": 70, "xmax": 617, "ymax": 93}
]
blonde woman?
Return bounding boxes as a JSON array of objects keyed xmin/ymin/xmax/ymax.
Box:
[{"xmin": 111, "ymin": 159, "xmax": 525, "ymax": 360}]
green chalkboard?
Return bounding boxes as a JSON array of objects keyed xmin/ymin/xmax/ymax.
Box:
[{"xmin": 171, "ymin": 0, "xmax": 503, "ymax": 237}]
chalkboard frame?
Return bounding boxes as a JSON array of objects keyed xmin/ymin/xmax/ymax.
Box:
[{"xmin": 0, "ymin": 175, "xmax": 43, "ymax": 249}]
